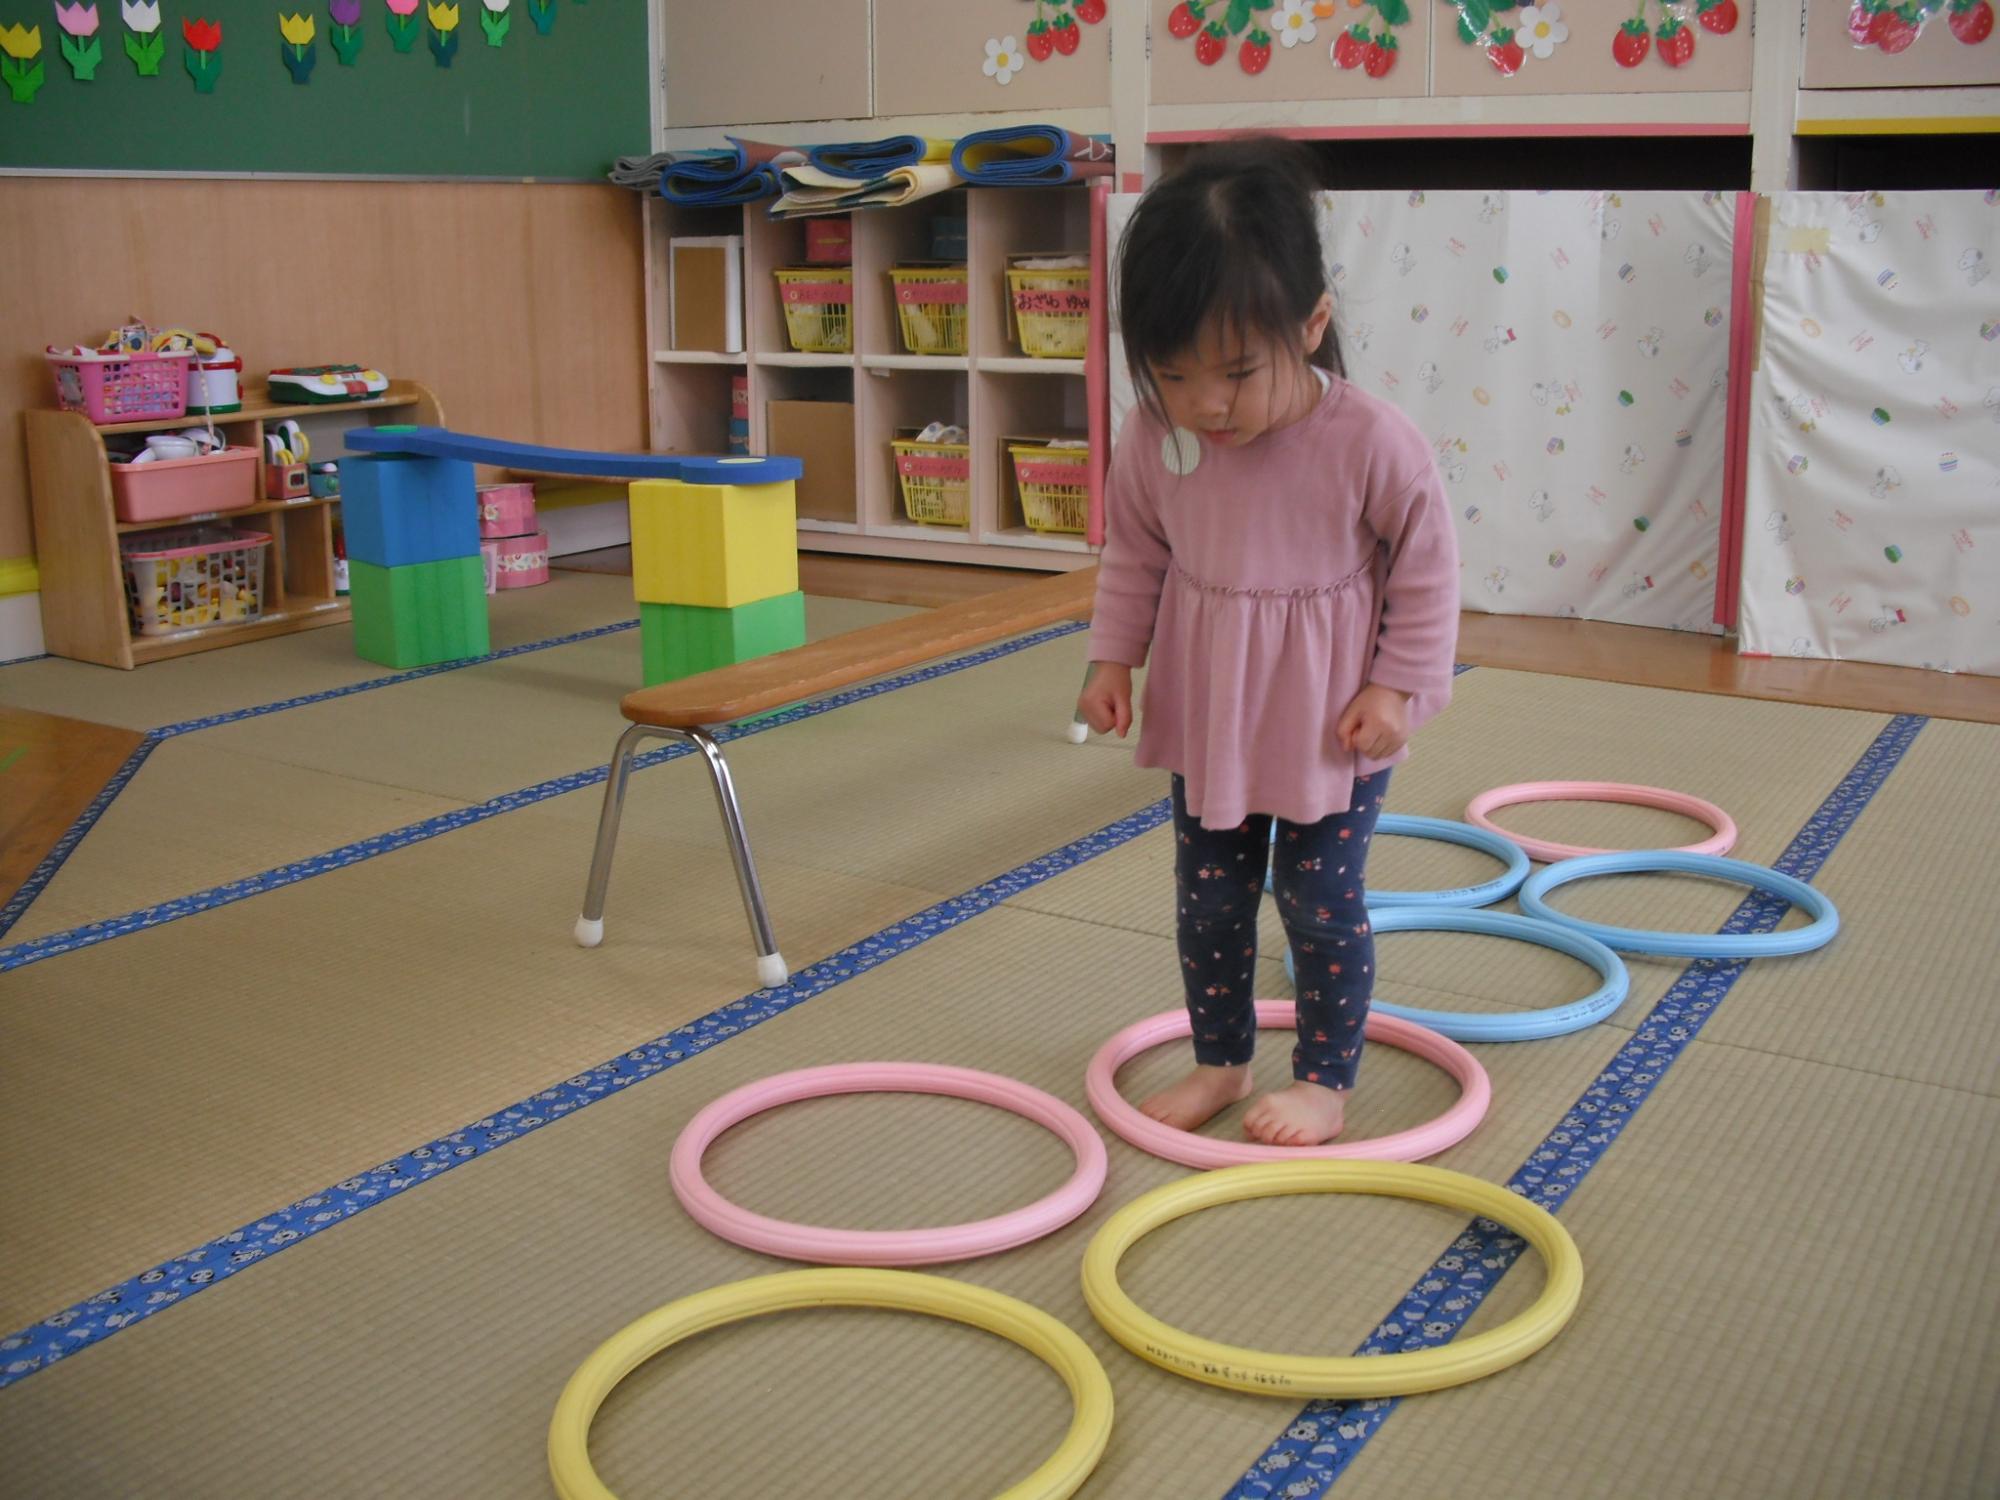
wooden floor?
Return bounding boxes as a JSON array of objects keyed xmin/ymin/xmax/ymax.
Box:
[
  {"xmin": 0, "ymin": 706, "xmax": 147, "ymax": 907},
  {"xmin": 8, "ymin": 557, "xmax": 1993, "ymax": 911}
]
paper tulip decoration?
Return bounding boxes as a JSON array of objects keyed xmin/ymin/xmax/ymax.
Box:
[
  {"xmin": 55, "ymin": 0, "xmax": 101, "ymax": 78},
  {"xmin": 527, "ymin": 0, "xmax": 553, "ymax": 34},
  {"xmin": 479, "ymin": 0, "xmax": 506, "ymax": 45},
  {"xmin": 120, "ymin": 0, "xmax": 162, "ymax": 73},
  {"xmin": 278, "ymin": 10, "xmax": 315, "ymax": 81},
  {"xmin": 384, "ymin": 0, "xmax": 417, "ymax": 50},
  {"xmin": 0, "ymin": 20, "xmax": 43, "ymax": 101},
  {"xmin": 182, "ymin": 13, "xmax": 220, "ymax": 90},
  {"xmin": 426, "ymin": 0, "xmax": 457, "ymax": 63},
  {"xmin": 328, "ymin": 0, "xmax": 360, "ymax": 62}
]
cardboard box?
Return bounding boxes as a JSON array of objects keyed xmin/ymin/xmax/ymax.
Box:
[
  {"xmin": 766, "ymin": 399, "xmax": 856, "ymax": 525},
  {"xmin": 805, "ymin": 217, "xmax": 852, "ymax": 264},
  {"xmin": 669, "ymin": 236, "xmax": 745, "ymax": 352}
]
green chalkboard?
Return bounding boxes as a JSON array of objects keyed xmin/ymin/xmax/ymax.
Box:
[{"xmin": 0, "ymin": 0, "xmax": 648, "ymax": 179}]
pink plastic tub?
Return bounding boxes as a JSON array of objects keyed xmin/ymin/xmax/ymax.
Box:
[
  {"xmin": 489, "ymin": 530, "xmax": 549, "ymax": 589},
  {"xmin": 109, "ymin": 446, "xmax": 259, "ymax": 524},
  {"xmin": 476, "ymin": 482, "xmax": 538, "ymax": 538}
]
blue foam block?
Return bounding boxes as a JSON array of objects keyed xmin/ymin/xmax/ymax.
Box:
[{"xmin": 339, "ymin": 453, "xmax": 480, "ymax": 568}]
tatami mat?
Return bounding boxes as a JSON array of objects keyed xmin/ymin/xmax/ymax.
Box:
[
  {"xmin": 1, "ymin": 634, "xmax": 1994, "ymax": 1498},
  {"xmin": 0, "ymin": 630, "xmax": 1161, "ymax": 1326},
  {"xmin": 5, "ymin": 591, "xmax": 918, "ymax": 942},
  {"xmin": 0, "ymin": 571, "xmax": 645, "ymax": 732}
]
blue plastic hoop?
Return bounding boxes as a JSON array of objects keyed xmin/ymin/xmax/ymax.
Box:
[
  {"xmin": 1267, "ymin": 815, "xmax": 1532, "ymax": 909},
  {"xmin": 1518, "ymin": 851, "xmax": 1840, "ymax": 958},
  {"xmin": 1283, "ymin": 908, "xmax": 1630, "ymax": 1042}
]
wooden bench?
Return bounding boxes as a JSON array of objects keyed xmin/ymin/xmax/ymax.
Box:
[{"xmin": 575, "ymin": 566, "xmax": 1099, "ymax": 987}]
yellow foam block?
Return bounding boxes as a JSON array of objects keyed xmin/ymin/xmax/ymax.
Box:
[{"xmin": 629, "ymin": 478, "xmax": 799, "ymax": 609}]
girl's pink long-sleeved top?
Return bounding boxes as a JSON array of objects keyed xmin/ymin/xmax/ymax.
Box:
[{"xmin": 1088, "ymin": 377, "xmax": 1461, "ymax": 829}]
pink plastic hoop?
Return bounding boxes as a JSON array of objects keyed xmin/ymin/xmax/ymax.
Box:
[
  {"xmin": 1464, "ymin": 781, "xmax": 1739, "ymax": 863},
  {"xmin": 670, "ymin": 1063, "xmax": 1108, "ymax": 1266},
  {"xmin": 1084, "ymin": 1003, "xmax": 1490, "ymax": 1170}
]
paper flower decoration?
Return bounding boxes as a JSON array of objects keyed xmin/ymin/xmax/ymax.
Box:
[
  {"xmin": 1275, "ymin": 0, "xmax": 1317, "ymax": 47},
  {"xmin": 278, "ymin": 9, "xmax": 315, "ymax": 80},
  {"xmin": 0, "ymin": 20, "xmax": 42, "ymax": 100},
  {"xmin": 426, "ymin": 0, "xmax": 456, "ymax": 63},
  {"xmin": 328, "ymin": 0, "xmax": 361, "ymax": 62},
  {"xmin": 384, "ymin": 0, "xmax": 418, "ymax": 50},
  {"xmin": 526, "ymin": 0, "xmax": 553, "ymax": 33},
  {"xmin": 982, "ymin": 34, "xmax": 1021, "ymax": 84},
  {"xmin": 1517, "ymin": 2, "xmax": 1566, "ymax": 58},
  {"xmin": 120, "ymin": 0, "xmax": 160, "ymax": 71},
  {"xmin": 56, "ymin": 0, "xmax": 102, "ymax": 79},
  {"xmin": 182, "ymin": 13, "xmax": 221, "ymax": 91},
  {"xmin": 480, "ymin": 0, "xmax": 506, "ymax": 45}
]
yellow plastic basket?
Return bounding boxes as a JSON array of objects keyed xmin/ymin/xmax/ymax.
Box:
[
  {"xmin": 773, "ymin": 267, "xmax": 853, "ymax": 354},
  {"xmin": 1006, "ymin": 266, "xmax": 1091, "ymax": 360},
  {"xmin": 889, "ymin": 266, "xmax": 968, "ymax": 356},
  {"xmin": 890, "ymin": 437, "xmax": 971, "ymax": 527},
  {"xmin": 1009, "ymin": 442, "xmax": 1091, "ymax": 534}
]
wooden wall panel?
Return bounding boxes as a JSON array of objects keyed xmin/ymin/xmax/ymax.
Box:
[
  {"xmin": 873, "ymin": 0, "xmax": 1113, "ymax": 116},
  {"xmin": 663, "ymin": 0, "xmax": 872, "ymax": 127},
  {"xmin": 0, "ymin": 179, "xmax": 648, "ymax": 563}
]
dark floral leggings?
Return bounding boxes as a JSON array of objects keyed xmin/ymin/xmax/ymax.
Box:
[{"xmin": 1173, "ymin": 770, "xmax": 1390, "ymax": 1090}]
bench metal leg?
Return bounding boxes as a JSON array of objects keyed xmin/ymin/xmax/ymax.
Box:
[{"xmin": 574, "ymin": 722, "xmax": 788, "ymax": 991}]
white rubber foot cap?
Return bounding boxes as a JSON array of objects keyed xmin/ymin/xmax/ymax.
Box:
[
  {"xmin": 757, "ymin": 953, "xmax": 790, "ymax": 989},
  {"xmin": 574, "ymin": 915, "xmax": 605, "ymax": 948},
  {"xmin": 1066, "ymin": 721, "xmax": 1089, "ymax": 744}
]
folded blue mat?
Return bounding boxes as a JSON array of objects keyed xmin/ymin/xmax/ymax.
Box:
[
  {"xmin": 805, "ymin": 135, "xmax": 952, "ymax": 180},
  {"xmin": 950, "ymin": 126, "xmax": 1114, "ymax": 186}
]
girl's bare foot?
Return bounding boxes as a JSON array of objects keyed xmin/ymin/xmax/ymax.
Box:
[
  {"xmin": 1244, "ymin": 1080, "xmax": 1346, "ymax": 1146},
  {"xmin": 1138, "ymin": 1064, "xmax": 1254, "ymax": 1131}
]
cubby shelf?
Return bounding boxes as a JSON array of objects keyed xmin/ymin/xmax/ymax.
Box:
[
  {"xmin": 25, "ymin": 379, "xmax": 442, "ymax": 669},
  {"xmin": 643, "ymin": 184, "xmax": 1100, "ymax": 572}
]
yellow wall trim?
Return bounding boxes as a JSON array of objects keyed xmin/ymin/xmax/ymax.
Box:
[
  {"xmin": 1796, "ymin": 117, "xmax": 2000, "ymax": 136},
  {"xmin": 0, "ymin": 556, "xmax": 39, "ymax": 597}
]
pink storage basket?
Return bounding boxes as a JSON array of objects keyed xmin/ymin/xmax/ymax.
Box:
[
  {"xmin": 110, "ymin": 446, "xmax": 259, "ymax": 524},
  {"xmin": 489, "ymin": 530, "xmax": 550, "ymax": 589},
  {"xmin": 119, "ymin": 526, "xmax": 270, "ymax": 636},
  {"xmin": 47, "ymin": 350, "xmax": 193, "ymax": 424},
  {"xmin": 476, "ymin": 482, "xmax": 538, "ymax": 539}
]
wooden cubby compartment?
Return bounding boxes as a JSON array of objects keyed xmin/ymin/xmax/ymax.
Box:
[
  {"xmin": 645, "ymin": 184, "xmax": 1100, "ymax": 571},
  {"xmin": 25, "ymin": 379, "xmax": 442, "ymax": 668}
]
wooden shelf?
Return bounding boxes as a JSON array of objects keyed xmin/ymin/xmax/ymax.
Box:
[
  {"xmin": 978, "ymin": 356, "xmax": 1087, "ymax": 377},
  {"xmin": 115, "ymin": 494, "xmax": 338, "ymax": 535},
  {"xmin": 645, "ymin": 187, "xmax": 1101, "ymax": 572},
  {"xmin": 25, "ymin": 380, "xmax": 441, "ymax": 669},
  {"xmin": 128, "ymin": 597, "xmax": 350, "ymax": 664},
  {"xmin": 652, "ymin": 349, "xmax": 749, "ymax": 365}
]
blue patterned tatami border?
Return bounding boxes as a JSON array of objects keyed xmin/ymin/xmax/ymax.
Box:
[
  {"xmin": 0, "ymin": 794, "xmax": 1172, "ymax": 1391},
  {"xmin": 148, "ymin": 617, "xmax": 642, "ymax": 740},
  {"xmin": 1228, "ymin": 713, "xmax": 1928, "ymax": 1499},
  {"xmin": 0, "ymin": 622, "xmax": 1089, "ymax": 973}
]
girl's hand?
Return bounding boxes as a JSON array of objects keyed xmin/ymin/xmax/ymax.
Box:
[
  {"xmin": 1337, "ymin": 683, "xmax": 1411, "ymax": 760},
  {"xmin": 1078, "ymin": 661, "xmax": 1134, "ymax": 737}
]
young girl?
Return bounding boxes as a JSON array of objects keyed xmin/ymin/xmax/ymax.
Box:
[{"xmin": 1077, "ymin": 141, "xmax": 1460, "ymax": 1148}]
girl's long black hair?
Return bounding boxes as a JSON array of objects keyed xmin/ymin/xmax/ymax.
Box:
[{"xmin": 1117, "ymin": 138, "xmax": 1343, "ymax": 426}]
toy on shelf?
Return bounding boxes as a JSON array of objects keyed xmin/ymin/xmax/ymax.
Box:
[
  {"xmin": 120, "ymin": 526, "xmax": 271, "ymax": 635},
  {"xmin": 263, "ymin": 419, "xmax": 311, "ymax": 500},
  {"xmin": 268, "ymin": 364, "xmax": 391, "ymax": 403}
]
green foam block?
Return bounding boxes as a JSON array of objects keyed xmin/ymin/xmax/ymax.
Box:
[
  {"xmin": 349, "ymin": 556, "xmax": 490, "ymax": 669},
  {"xmin": 640, "ymin": 590, "xmax": 807, "ymax": 689}
]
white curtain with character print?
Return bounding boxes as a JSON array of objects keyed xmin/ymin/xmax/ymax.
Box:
[
  {"xmin": 1107, "ymin": 189, "xmax": 1735, "ymax": 630},
  {"xmin": 1739, "ymin": 190, "xmax": 1999, "ymax": 676}
]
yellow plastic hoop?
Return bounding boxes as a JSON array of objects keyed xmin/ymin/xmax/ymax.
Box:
[
  {"xmin": 549, "ymin": 1268, "xmax": 1114, "ymax": 1500},
  {"xmin": 1080, "ymin": 1161, "xmax": 1582, "ymax": 1399}
]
